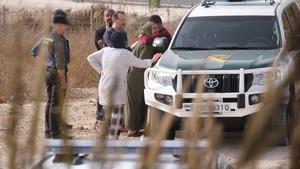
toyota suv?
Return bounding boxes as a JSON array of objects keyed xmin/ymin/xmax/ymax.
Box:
[{"xmin": 144, "ymin": 0, "xmax": 300, "ymax": 143}]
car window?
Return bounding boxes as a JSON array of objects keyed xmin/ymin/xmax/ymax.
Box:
[{"xmin": 172, "ymin": 16, "xmax": 281, "ymax": 50}]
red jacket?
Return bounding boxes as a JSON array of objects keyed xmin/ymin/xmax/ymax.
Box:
[{"xmin": 140, "ymin": 27, "xmax": 172, "ymax": 46}]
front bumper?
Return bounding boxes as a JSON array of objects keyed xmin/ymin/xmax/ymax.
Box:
[
  {"xmin": 144, "ymin": 89, "xmax": 262, "ymax": 117},
  {"xmin": 144, "ymin": 67, "xmax": 289, "ymax": 118}
]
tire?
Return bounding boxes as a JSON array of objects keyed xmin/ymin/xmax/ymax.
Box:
[
  {"xmin": 148, "ymin": 107, "xmax": 179, "ymax": 140},
  {"xmin": 272, "ymin": 104, "xmax": 290, "ymax": 146}
]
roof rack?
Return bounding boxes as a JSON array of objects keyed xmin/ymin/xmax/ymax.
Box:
[
  {"xmin": 201, "ymin": 0, "xmax": 216, "ymax": 7},
  {"xmin": 201, "ymin": 0, "xmax": 276, "ymax": 7},
  {"xmin": 267, "ymin": 0, "xmax": 275, "ymax": 5}
]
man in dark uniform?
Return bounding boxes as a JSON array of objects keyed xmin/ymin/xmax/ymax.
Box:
[
  {"xmin": 94, "ymin": 9, "xmax": 114, "ymax": 129},
  {"xmin": 32, "ymin": 9, "xmax": 71, "ymax": 138}
]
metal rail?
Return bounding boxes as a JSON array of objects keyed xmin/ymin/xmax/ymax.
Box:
[{"xmin": 46, "ymin": 139, "xmax": 209, "ymax": 155}]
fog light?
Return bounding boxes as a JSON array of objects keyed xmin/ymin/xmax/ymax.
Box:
[
  {"xmin": 164, "ymin": 95, "xmax": 173, "ymax": 105},
  {"xmin": 249, "ymin": 94, "xmax": 260, "ymax": 105},
  {"xmin": 155, "ymin": 94, "xmax": 173, "ymax": 106}
]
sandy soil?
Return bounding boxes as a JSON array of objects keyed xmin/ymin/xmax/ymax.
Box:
[
  {"xmin": 0, "ymin": 87, "xmax": 290, "ymax": 169},
  {"xmin": 220, "ymin": 133, "xmax": 290, "ymax": 169},
  {"xmin": 0, "ymin": 88, "xmax": 100, "ymax": 169}
]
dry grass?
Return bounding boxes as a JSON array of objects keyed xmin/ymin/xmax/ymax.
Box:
[
  {"xmin": 2, "ymin": 5, "xmax": 300, "ymax": 169},
  {"xmin": 0, "ymin": 9, "xmax": 180, "ymax": 102},
  {"xmin": 0, "ymin": 27, "xmax": 97, "ymax": 101}
]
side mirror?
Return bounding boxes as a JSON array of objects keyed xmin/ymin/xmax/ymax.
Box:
[{"xmin": 152, "ymin": 37, "xmax": 168, "ymax": 52}]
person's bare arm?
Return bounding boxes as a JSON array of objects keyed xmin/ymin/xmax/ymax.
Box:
[
  {"xmin": 130, "ymin": 41, "xmax": 139, "ymax": 50},
  {"xmin": 151, "ymin": 53, "xmax": 162, "ymax": 63},
  {"xmin": 126, "ymin": 51, "xmax": 162, "ymax": 68}
]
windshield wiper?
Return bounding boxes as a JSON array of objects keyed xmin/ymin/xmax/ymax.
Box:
[{"xmin": 172, "ymin": 47, "xmax": 212, "ymax": 50}]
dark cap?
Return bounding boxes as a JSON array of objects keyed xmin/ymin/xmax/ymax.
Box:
[
  {"xmin": 52, "ymin": 9, "xmax": 69, "ymax": 25},
  {"xmin": 111, "ymin": 31, "xmax": 125, "ymax": 49}
]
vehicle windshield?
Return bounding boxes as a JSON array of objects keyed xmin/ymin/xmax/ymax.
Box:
[{"xmin": 172, "ymin": 16, "xmax": 281, "ymax": 50}]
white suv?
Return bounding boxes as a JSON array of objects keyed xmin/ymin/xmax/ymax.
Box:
[{"xmin": 144, "ymin": 0, "xmax": 300, "ymax": 143}]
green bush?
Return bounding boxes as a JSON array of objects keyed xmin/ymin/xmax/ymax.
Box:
[
  {"xmin": 149, "ymin": 0, "xmax": 160, "ymax": 8},
  {"xmin": 132, "ymin": 16, "xmax": 148, "ymax": 32}
]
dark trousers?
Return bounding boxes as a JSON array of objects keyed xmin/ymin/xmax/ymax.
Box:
[
  {"xmin": 96, "ymin": 101, "xmax": 104, "ymax": 120},
  {"xmin": 96, "ymin": 74, "xmax": 104, "ymax": 121},
  {"xmin": 45, "ymin": 67, "xmax": 66, "ymax": 137}
]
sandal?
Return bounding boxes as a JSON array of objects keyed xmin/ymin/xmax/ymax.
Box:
[{"xmin": 94, "ymin": 120, "xmax": 103, "ymax": 131}]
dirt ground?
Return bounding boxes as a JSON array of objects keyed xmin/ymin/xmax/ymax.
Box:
[
  {"xmin": 0, "ymin": 88, "xmax": 100, "ymax": 169},
  {"xmin": 0, "ymin": 88, "xmax": 290, "ymax": 169}
]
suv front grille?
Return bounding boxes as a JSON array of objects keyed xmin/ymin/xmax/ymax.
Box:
[{"xmin": 182, "ymin": 74, "xmax": 253, "ymax": 93}]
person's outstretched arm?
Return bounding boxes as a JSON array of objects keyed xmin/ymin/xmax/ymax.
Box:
[
  {"xmin": 125, "ymin": 50, "xmax": 162, "ymax": 68},
  {"xmin": 87, "ymin": 50, "xmax": 103, "ymax": 74}
]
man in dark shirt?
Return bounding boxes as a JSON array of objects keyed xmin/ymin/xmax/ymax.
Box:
[
  {"xmin": 103, "ymin": 11, "xmax": 130, "ymax": 50},
  {"xmin": 94, "ymin": 9, "xmax": 114, "ymax": 128},
  {"xmin": 94, "ymin": 9, "xmax": 115, "ymax": 50}
]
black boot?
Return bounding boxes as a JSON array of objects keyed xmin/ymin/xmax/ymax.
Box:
[
  {"xmin": 49, "ymin": 113, "xmax": 60, "ymax": 138},
  {"xmin": 45, "ymin": 103, "xmax": 51, "ymax": 138}
]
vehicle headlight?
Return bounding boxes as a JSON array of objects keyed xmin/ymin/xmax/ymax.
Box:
[
  {"xmin": 252, "ymin": 69, "xmax": 281, "ymax": 86},
  {"xmin": 150, "ymin": 71, "xmax": 176, "ymax": 87}
]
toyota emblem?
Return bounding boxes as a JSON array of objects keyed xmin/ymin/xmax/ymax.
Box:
[{"xmin": 204, "ymin": 78, "xmax": 219, "ymax": 88}]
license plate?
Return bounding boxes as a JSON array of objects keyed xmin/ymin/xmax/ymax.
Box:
[
  {"xmin": 199, "ymin": 103, "xmax": 230, "ymax": 112},
  {"xmin": 182, "ymin": 103, "xmax": 231, "ymax": 112}
]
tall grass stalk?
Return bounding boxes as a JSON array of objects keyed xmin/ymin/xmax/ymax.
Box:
[
  {"xmin": 6, "ymin": 23, "xmax": 26, "ymax": 169},
  {"xmin": 25, "ymin": 10, "xmax": 52, "ymax": 167},
  {"xmin": 140, "ymin": 112, "xmax": 175, "ymax": 169},
  {"xmin": 3, "ymin": 5, "xmax": 300, "ymax": 169}
]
